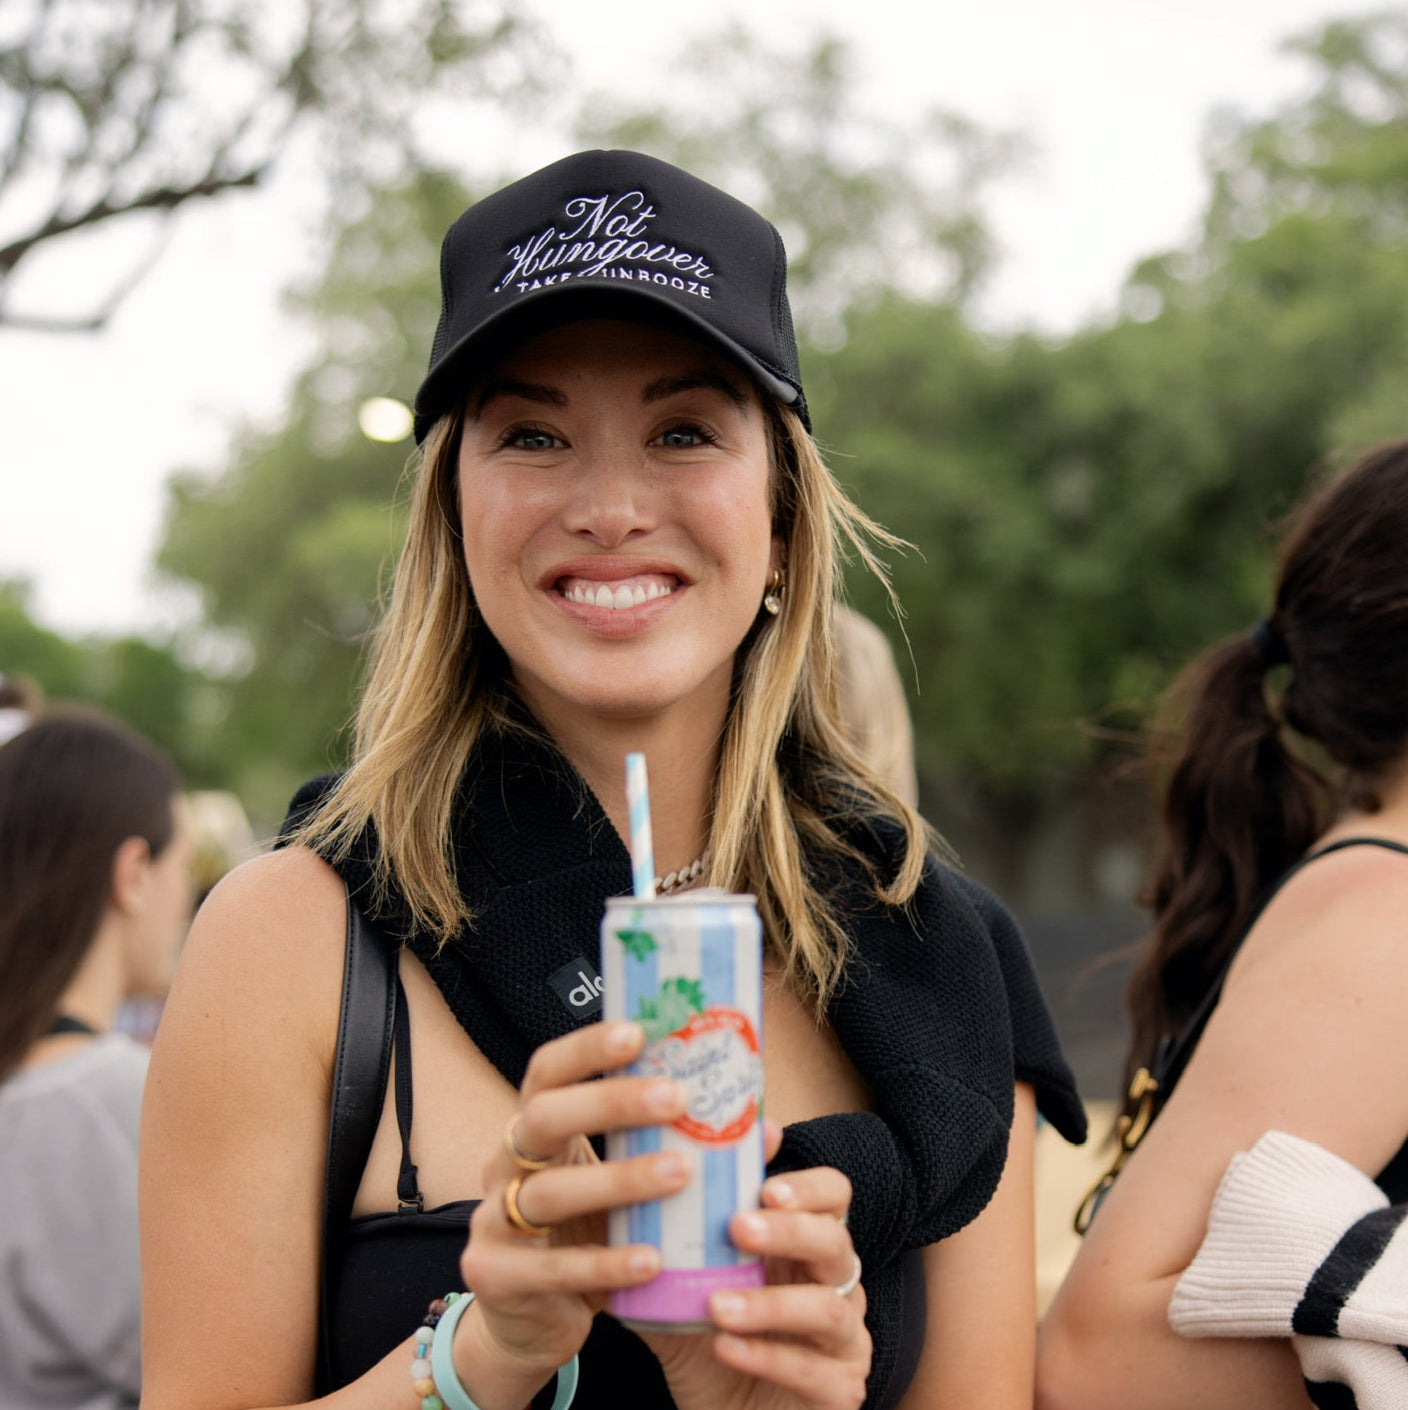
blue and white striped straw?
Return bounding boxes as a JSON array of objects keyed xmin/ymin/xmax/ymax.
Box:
[{"xmin": 625, "ymin": 752, "xmax": 656, "ymax": 899}]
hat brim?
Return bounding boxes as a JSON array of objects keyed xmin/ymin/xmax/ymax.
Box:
[{"xmin": 413, "ymin": 282, "xmax": 804, "ymax": 443}]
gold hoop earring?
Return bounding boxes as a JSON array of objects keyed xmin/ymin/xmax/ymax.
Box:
[{"xmin": 763, "ymin": 566, "xmax": 786, "ymax": 616}]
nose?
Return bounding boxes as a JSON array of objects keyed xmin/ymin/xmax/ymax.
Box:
[{"xmin": 561, "ymin": 437, "xmax": 657, "ymax": 548}]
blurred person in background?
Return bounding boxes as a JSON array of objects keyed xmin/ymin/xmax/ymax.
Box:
[
  {"xmin": 833, "ymin": 604, "xmax": 919, "ymax": 810},
  {"xmin": 1037, "ymin": 440, "xmax": 1408, "ymax": 1409},
  {"xmin": 0, "ymin": 707, "xmax": 195, "ymax": 1410},
  {"xmin": 0, "ymin": 671, "xmax": 42, "ymax": 744}
]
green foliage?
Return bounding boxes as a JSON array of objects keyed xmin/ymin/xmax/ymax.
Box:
[
  {"xmin": 0, "ymin": 580, "xmax": 219, "ymax": 784},
  {"xmin": 576, "ymin": 26, "xmax": 1023, "ymax": 341},
  {"xmin": 156, "ymin": 164, "xmax": 486, "ymax": 822},
  {"xmin": 149, "ymin": 13, "xmax": 1408, "ymax": 848}
]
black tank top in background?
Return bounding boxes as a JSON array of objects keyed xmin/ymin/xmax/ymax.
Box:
[
  {"xmin": 1169, "ymin": 837, "xmax": 1408, "ymax": 1204},
  {"xmin": 323, "ymin": 988, "xmax": 928, "ymax": 1408}
]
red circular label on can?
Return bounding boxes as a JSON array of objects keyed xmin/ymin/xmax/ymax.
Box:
[{"xmin": 648, "ymin": 1007, "xmax": 762, "ymax": 1145}]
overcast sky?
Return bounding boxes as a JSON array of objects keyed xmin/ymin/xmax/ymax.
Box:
[{"xmin": 0, "ymin": 0, "xmax": 1370, "ymax": 638}]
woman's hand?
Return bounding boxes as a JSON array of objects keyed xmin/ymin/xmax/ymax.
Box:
[
  {"xmin": 645, "ymin": 1146, "xmax": 872, "ymax": 1410},
  {"xmin": 455, "ymin": 1019, "xmax": 692, "ymax": 1403}
]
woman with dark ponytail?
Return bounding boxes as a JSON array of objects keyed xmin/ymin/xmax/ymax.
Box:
[{"xmin": 1038, "ymin": 439, "xmax": 1408, "ymax": 1409}]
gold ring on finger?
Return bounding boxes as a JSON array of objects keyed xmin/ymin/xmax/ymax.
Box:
[
  {"xmin": 503, "ymin": 1173, "xmax": 554, "ymax": 1237},
  {"xmin": 504, "ymin": 1114, "xmax": 554, "ymax": 1172},
  {"xmin": 833, "ymin": 1251, "xmax": 862, "ymax": 1297}
]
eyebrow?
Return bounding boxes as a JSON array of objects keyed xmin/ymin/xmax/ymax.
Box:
[
  {"xmin": 641, "ymin": 371, "xmax": 749, "ymax": 407},
  {"xmin": 472, "ymin": 369, "xmax": 749, "ymax": 418},
  {"xmin": 472, "ymin": 379, "xmax": 569, "ymax": 416}
]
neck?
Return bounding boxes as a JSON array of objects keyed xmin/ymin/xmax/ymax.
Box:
[
  {"xmin": 524, "ymin": 700, "xmax": 722, "ymax": 878},
  {"xmin": 49, "ymin": 915, "xmax": 129, "ymax": 1036},
  {"xmin": 1333, "ymin": 755, "xmax": 1408, "ymax": 846}
]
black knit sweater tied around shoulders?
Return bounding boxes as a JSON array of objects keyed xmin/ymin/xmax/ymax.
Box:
[{"xmin": 282, "ymin": 724, "xmax": 1084, "ymax": 1408}]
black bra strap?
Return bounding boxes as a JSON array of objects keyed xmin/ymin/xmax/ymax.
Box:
[
  {"xmin": 46, "ymin": 1014, "xmax": 99, "ymax": 1037},
  {"xmin": 393, "ymin": 975, "xmax": 423, "ymax": 1212}
]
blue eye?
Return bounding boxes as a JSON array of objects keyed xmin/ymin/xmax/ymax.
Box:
[
  {"xmin": 500, "ymin": 426, "xmax": 562, "ymax": 451},
  {"xmin": 653, "ymin": 424, "xmax": 716, "ymax": 449}
]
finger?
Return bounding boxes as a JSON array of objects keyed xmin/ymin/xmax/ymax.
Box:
[
  {"xmin": 729, "ymin": 1207, "xmax": 856, "ymax": 1286},
  {"xmin": 761, "ymin": 1116, "xmax": 783, "ymax": 1163},
  {"xmin": 710, "ymin": 1282, "xmax": 868, "ymax": 1355},
  {"xmin": 506, "ymin": 1075, "xmax": 686, "ymax": 1168},
  {"xmin": 462, "ymin": 1236, "xmax": 663, "ymax": 1302},
  {"xmin": 712, "ymin": 1327, "xmax": 870, "ymax": 1409},
  {"xmin": 491, "ymin": 1149, "xmax": 694, "ymax": 1231},
  {"xmin": 760, "ymin": 1165, "xmax": 851, "ymax": 1217},
  {"xmin": 518, "ymin": 1021, "xmax": 645, "ymax": 1102}
]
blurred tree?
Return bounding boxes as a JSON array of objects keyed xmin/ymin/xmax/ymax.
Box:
[
  {"xmin": 156, "ymin": 28, "xmax": 1017, "ymax": 822},
  {"xmin": 0, "ymin": 0, "xmax": 545, "ymax": 330},
  {"xmin": 158, "ymin": 166, "xmax": 471, "ymax": 820},
  {"xmin": 815, "ymin": 10, "xmax": 1408, "ymax": 892},
  {"xmin": 0, "ymin": 578, "xmax": 221, "ymax": 781},
  {"xmin": 576, "ymin": 26, "xmax": 1024, "ymax": 345},
  {"xmin": 154, "ymin": 13, "xmax": 1408, "ymax": 884}
]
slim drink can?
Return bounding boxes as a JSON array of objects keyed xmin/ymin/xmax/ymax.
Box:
[{"xmin": 601, "ymin": 889, "xmax": 766, "ymax": 1330}]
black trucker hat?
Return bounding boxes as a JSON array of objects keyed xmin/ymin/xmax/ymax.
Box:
[{"xmin": 413, "ymin": 149, "xmax": 808, "ymax": 442}]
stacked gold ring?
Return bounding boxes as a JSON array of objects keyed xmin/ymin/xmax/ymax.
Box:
[{"xmin": 503, "ymin": 1173, "xmax": 553, "ymax": 1236}]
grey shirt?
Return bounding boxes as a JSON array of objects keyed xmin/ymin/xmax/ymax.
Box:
[{"xmin": 0, "ymin": 1034, "xmax": 147, "ymax": 1410}]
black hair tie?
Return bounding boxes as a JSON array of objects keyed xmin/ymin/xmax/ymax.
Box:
[{"xmin": 1248, "ymin": 617, "xmax": 1291, "ymax": 669}]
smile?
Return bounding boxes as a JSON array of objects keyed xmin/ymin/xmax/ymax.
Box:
[{"xmin": 558, "ymin": 574, "xmax": 678, "ymax": 610}]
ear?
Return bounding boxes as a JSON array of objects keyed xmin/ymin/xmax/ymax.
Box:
[
  {"xmin": 770, "ymin": 535, "xmax": 786, "ymax": 572},
  {"xmin": 110, "ymin": 836, "xmax": 153, "ymax": 915}
]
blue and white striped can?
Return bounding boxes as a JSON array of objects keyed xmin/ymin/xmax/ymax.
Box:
[{"xmin": 601, "ymin": 890, "xmax": 765, "ymax": 1329}]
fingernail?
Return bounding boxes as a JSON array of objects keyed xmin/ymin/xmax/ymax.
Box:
[
  {"xmin": 712, "ymin": 1292, "xmax": 746, "ymax": 1321},
  {"xmin": 655, "ymin": 1151, "xmax": 691, "ymax": 1181},
  {"xmin": 767, "ymin": 1179, "xmax": 797, "ymax": 1206},
  {"xmin": 645, "ymin": 1080, "xmax": 682, "ymax": 1114},
  {"xmin": 606, "ymin": 1023, "xmax": 641, "ymax": 1054},
  {"xmin": 734, "ymin": 1213, "xmax": 766, "ymax": 1241},
  {"xmin": 628, "ymin": 1247, "xmax": 660, "ymax": 1275}
]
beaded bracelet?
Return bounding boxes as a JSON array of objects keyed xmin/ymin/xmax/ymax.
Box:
[{"xmin": 411, "ymin": 1290, "xmax": 580, "ymax": 1410}]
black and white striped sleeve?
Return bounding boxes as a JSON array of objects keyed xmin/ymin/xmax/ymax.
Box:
[{"xmin": 1168, "ymin": 1130, "xmax": 1408, "ymax": 1410}]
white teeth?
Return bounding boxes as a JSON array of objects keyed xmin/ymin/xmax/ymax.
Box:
[{"xmin": 564, "ymin": 579, "xmax": 675, "ymax": 609}]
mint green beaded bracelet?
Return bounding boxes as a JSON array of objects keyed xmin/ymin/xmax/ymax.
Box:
[{"xmin": 427, "ymin": 1290, "xmax": 579, "ymax": 1410}]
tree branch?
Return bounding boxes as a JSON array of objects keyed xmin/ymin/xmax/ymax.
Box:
[
  {"xmin": 0, "ymin": 162, "xmax": 266, "ymax": 276},
  {"xmin": 0, "ymin": 212, "xmax": 176, "ymax": 330}
]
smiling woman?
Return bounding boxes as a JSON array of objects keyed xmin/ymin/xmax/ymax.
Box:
[
  {"xmin": 457, "ymin": 320, "xmax": 775, "ymax": 732},
  {"xmin": 138, "ymin": 150, "xmax": 1086, "ymax": 1410}
]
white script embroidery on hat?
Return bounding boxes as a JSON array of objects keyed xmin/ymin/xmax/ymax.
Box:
[{"xmin": 494, "ymin": 190, "xmax": 716, "ymax": 294}]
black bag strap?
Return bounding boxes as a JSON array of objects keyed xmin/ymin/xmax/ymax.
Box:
[{"xmin": 318, "ymin": 891, "xmax": 397, "ymax": 1393}]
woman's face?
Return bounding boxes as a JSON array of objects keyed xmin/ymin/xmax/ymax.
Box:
[{"xmin": 457, "ymin": 318, "xmax": 779, "ymax": 734}]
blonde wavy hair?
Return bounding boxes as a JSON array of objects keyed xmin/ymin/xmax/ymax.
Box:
[{"xmin": 297, "ymin": 390, "xmax": 933, "ymax": 1010}]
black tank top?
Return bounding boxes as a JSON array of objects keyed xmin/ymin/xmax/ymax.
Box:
[
  {"xmin": 323, "ymin": 987, "xmax": 928, "ymax": 1408},
  {"xmin": 1169, "ymin": 837, "xmax": 1408, "ymax": 1203}
]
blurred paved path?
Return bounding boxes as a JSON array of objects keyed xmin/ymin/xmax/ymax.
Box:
[{"xmin": 1036, "ymin": 1101, "xmax": 1115, "ymax": 1316}]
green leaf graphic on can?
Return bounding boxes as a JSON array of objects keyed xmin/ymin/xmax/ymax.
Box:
[
  {"xmin": 614, "ymin": 928, "xmax": 657, "ymax": 962},
  {"xmin": 635, "ymin": 976, "xmax": 706, "ymax": 1041}
]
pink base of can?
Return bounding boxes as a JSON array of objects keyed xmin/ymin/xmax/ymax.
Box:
[{"xmin": 609, "ymin": 1262, "xmax": 767, "ymax": 1330}]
